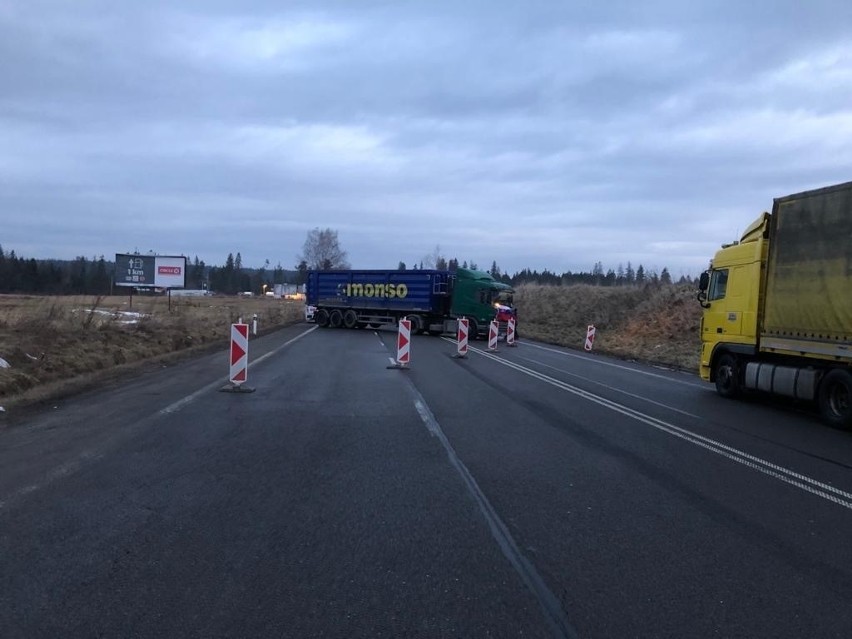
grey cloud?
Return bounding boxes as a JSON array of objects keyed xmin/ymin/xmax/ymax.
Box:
[{"xmin": 2, "ymin": 0, "xmax": 852, "ymax": 277}]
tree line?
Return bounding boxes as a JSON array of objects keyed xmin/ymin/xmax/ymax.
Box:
[
  {"xmin": 398, "ymin": 258, "xmax": 680, "ymax": 287},
  {"xmin": 0, "ymin": 247, "xmax": 301, "ymax": 296},
  {"xmin": 0, "ymin": 242, "xmax": 688, "ymax": 297}
]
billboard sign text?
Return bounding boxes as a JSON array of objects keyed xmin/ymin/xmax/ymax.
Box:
[{"xmin": 115, "ymin": 254, "xmax": 187, "ymax": 288}]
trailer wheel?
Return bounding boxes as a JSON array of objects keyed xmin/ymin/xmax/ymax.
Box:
[
  {"xmin": 329, "ymin": 310, "xmax": 343, "ymax": 328},
  {"xmin": 343, "ymin": 310, "xmax": 358, "ymax": 329},
  {"xmin": 818, "ymin": 369, "xmax": 852, "ymax": 430},
  {"xmin": 316, "ymin": 309, "xmax": 330, "ymax": 328},
  {"xmin": 714, "ymin": 353, "xmax": 741, "ymax": 398}
]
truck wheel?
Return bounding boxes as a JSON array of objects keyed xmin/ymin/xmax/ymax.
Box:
[
  {"xmin": 467, "ymin": 319, "xmax": 479, "ymax": 341},
  {"xmin": 714, "ymin": 353, "xmax": 741, "ymax": 398},
  {"xmin": 818, "ymin": 369, "xmax": 852, "ymax": 430},
  {"xmin": 408, "ymin": 315, "xmax": 424, "ymax": 335},
  {"xmin": 343, "ymin": 309, "xmax": 358, "ymax": 329},
  {"xmin": 329, "ymin": 310, "xmax": 343, "ymax": 328},
  {"xmin": 316, "ymin": 309, "xmax": 330, "ymax": 328}
]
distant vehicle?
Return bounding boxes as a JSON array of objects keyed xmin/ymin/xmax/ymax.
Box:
[
  {"xmin": 697, "ymin": 180, "xmax": 852, "ymax": 428},
  {"xmin": 306, "ymin": 268, "xmax": 515, "ymax": 339},
  {"xmin": 238, "ymin": 291, "xmax": 254, "ymax": 297},
  {"xmin": 273, "ymin": 284, "xmax": 305, "ymax": 300}
]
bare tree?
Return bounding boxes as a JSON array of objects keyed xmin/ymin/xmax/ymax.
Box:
[
  {"xmin": 298, "ymin": 228, "xmax": 350, "ymax": 270},
  {"xmin": 420, "ymin": 244, "xmax": 444, "ymax": 270}
]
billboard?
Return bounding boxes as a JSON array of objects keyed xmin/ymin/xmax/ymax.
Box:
[{"xmin": 115, "ymin": 254, "xmax": 187, "ymax": 288}]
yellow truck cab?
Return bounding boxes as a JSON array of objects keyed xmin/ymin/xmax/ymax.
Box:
[
  {"xmin": 699, "ymin": 213, "xmax": 768, "ymax": 381},
  {"xmin": 697, "ymin": 181, "xmax": 852, "ymax": 429}
]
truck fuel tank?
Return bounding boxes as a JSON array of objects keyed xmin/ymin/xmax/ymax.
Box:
[{"xmin": 744, "ymin": 362, "xmax": 818, "ymax": 400}]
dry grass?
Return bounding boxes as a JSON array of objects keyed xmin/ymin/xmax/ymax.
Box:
[
  {"xmin": 0, "ymin": 294, "xmax": 304, "ymax": 409},
  {"xmin": 515, "ymin": 283, "xmax": 702, "ymax": 371}
]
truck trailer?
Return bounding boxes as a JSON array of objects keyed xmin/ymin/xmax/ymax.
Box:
[
  {"xmin": 306, "ymin": 267, "xmax": 515, "ymax": 339},
  {"xmin": 697, "ymin": 180, "xmax": 852, "ymax": 428}
]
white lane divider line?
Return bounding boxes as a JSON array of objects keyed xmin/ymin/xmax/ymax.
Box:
[
  {"xmin": 516, "ymin": 354, "xmax": 702, "ymax": 420},
  {"xmin": 467, "ymin": 345, "xmax": 852, "ymax": 511},
  {"xmin": 522, "ymin": 340, "xmax": 704, "ymax": 387},
  {"xmin": 405, "ymin": 385, "xmax": 578, "ymax": 638}
]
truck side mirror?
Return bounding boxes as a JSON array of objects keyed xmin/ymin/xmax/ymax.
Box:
[{"xmin": 698, "ymin": 272, "xmax": 710, "ymax": 292}]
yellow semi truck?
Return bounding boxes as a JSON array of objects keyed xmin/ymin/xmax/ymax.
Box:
[{"xmin": 697, "ymin": 180, "xmax": 852, "ymax": 429}]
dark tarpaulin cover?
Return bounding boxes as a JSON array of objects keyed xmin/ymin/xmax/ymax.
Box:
[{"xmin": 763, "ymin": 181, "xmax": 852, "ymax": 343}]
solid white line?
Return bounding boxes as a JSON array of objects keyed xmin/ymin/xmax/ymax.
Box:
[
  {"xmin": 467, "ymin": 345, "xmax": 852, "ymax": 511},
  {"xmin": 516, "ymin": 355, "xmax": 702, "ymax": 419},
  {"xmin": 1, "ymin": 326, "xmax": 319, "ymax": 511},
  {"xmin": 252, "ymin": 325, "xmax": 318, "ymax": 366},
  {"xmin": 160, "ymin": 325, "xmax": 318, "ymax": 415},
  {"xmin": 522, "ymin": 340, "xmax": 704, "ymax": 387}
]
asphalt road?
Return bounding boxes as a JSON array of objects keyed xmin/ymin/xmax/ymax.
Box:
[{"xmin": 2, "ymin": 323, "xmax": 852, "ymax": 638}]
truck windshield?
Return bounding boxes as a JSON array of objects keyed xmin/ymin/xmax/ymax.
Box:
[
  {"xmin": 492, "ymin": 291, "xmax": 513, "ymax": 306},
  {"xmin": 708, "ymin": 269, "xmax": 728, "ymax": 301}
]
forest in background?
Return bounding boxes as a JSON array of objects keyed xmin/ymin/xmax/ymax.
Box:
[{"xmin": 0, "ymin": 244, "xmax": 694, "ymax": 297}]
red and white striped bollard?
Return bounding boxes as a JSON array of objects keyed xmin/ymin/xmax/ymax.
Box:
[
  {"xmin": 584, "ymin": 324, "xmax": 596, "ymax": 351},
  {"xmin": 457, "ymin": 318, "xmax": 469, "ymax": 358},
  {"xmin": 507, "ymin": 317, "xmax": 517, "ymax": 347},
  {"xmin": 488, "ymin": 320, "xmax": 499, "ymax": 351},
  {"xmin": 397, "ymin": 318, "xmax": 411, "ymax": 367}
]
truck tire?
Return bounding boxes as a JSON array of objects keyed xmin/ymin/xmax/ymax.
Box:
[
  {"xmin": 467, "ymin": 319, "xmax": 479, "ymax": 341},
  {"xmin": 329, "ymin": 310, "xmax": 343, "ymax": 328},
  {"xmin": 818, "ymin": 369, "xmax": 852, "ymax": 430},
  {"xmin": 714, "ymin": 353, "xmax": 741, "ymax": 398},
  {"xmin": 343, "ymin": 309, "xmax": 358, "ymax": 329},
  {"xmin": 316, "ymin": 309, "xmax": 330, "ymax": 328},
  {"xmin": 408, "ymin": 315, "xmax": 424, "ymax": 335}
]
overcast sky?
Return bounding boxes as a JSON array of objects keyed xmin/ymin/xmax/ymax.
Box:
[{"xmin": 2, "ymin": 1, "xmax": 851, "ymax": 278}]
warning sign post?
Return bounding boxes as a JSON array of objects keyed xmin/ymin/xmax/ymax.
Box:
[
  {"xmin": 387, "ymin": 318, "xmax": 412, "ymax": 369},
  {"xmin": 220, "ymin": 323, "xmax": 255, "ymax": 393},
  {"xmin": 584, "ymin": 325, "xmax": 596, "ymax": 352}
]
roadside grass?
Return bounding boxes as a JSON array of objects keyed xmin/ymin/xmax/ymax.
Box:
[
  {"xmin": 0, "ymin": 294, "xmax": 304, "ymax": 409},
  {"xmin": 515, "ymin": 283, "xmax": 702, "ymax": 371}
]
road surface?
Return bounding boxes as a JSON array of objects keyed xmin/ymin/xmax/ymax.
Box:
[{"xmin": 2, "ymin": 324, "xmax": 852, "ymax": 637}]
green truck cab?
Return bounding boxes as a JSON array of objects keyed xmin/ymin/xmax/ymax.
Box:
[{"xmin": 450, "ymin": 268, "xmax": 515, "ymax": 338}]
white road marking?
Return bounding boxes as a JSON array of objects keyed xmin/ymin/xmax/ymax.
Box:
[
  {"xmin": 522, "ymin": 341, "xmax": 705, "ymax": 388},
  {"xmin": 1, "ymin": 326, "xmax": 318, "ymax": 511},
  {"xmin": 516, "ymin": 355, "xmax": 701, "ymax": 419},
  {"xmin": 468, "ymin": 345, "xmax": 852, "ymax": 511},
  {"xmin": 406, "ymin": 385, "xmax": 577, "ymax": 638},
  {"xmin": 160, "ymin": 325, "xmax": 317, "ymax": 415}
]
